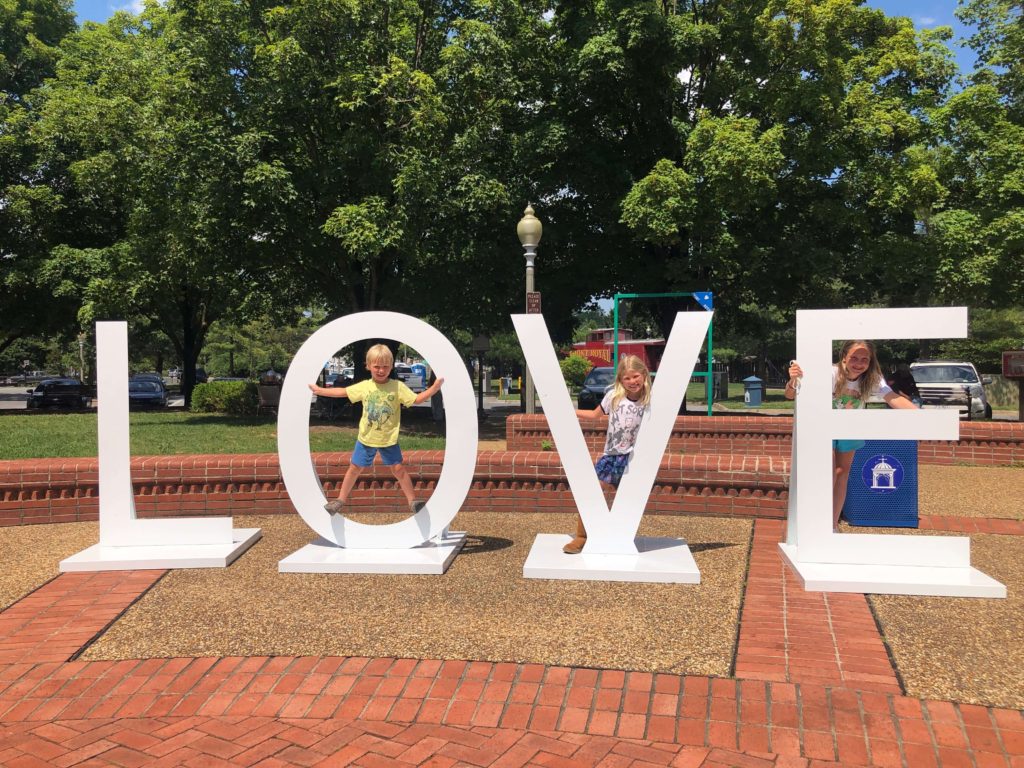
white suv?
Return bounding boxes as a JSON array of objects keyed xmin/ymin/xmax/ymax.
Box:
[{"xmin": 909, "ymin": 361, "xmax": 993, "ymax": 420}]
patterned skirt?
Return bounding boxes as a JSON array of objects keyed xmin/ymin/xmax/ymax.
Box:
[{"xmin": 594, "ymin": 453, "xmax": 631, "ymax": 488}]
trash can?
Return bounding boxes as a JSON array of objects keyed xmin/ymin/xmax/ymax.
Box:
[
  {"xmin": 842, "ymin": 440, "xmax": 918, "ymax": 527},
  {"xmin": 712, "ymin": 371, "xmax": 729, "ymax": 400},
  {"xmin": 742, "ymin": 376, "xmax": 764, "ymax": 407}
]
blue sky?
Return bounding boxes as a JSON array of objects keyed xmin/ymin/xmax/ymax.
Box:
[{"xmin": 70, "ymin": 0, "xmax": 975, "ymax": 74}]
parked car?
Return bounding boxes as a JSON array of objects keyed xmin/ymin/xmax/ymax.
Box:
[
  {"xmin": 131, "ymin": 372, "xmax": 165, "ymax": 385},
  {"xmin": 128, "ymin": 377, "xmax": 168, "ymax": 408},
  {"xmin": 393, "ymin": 363, "xmax": 425, "ymax": 392},
  {"xmin": 577, "ymin": 367, "xmax": 616, "ymax": 410},
  {"xmin": 325, "ymin": 371, "xmax": 353, "ymax": 388},
  {"xmin": 576, "ymin": 366, "xmax": 683, "ymax": 413},
  {"xmin": 26, "ymin": 378, "xmax": 94, "ymax": 410},
  {"xmin": 909, "ymin": 360, "xmax": 992, "ymax": 420}
]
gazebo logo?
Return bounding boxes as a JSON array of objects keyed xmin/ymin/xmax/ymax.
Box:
[{"xmin": 860, "ymin": 454, "xmax": 904, "ymax": 493}]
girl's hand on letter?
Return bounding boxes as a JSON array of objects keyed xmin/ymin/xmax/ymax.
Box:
[{"xmin": 785, "ymin": 361, "xmax": 803, "ymax": 397}]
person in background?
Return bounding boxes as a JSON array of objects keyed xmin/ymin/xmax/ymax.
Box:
[{"xmin": 887, "ymin": 364, "xmax": 923, "ymax": 407}]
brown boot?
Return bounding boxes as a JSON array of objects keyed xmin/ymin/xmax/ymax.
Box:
[{"xmin": 562, "ymin": 516, "xmax": 587, "ymax": 554}]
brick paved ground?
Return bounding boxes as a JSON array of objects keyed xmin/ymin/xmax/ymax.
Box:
[{"xmin": 0, "ymin": 517, "xmax": 1021, "ymax": 767}]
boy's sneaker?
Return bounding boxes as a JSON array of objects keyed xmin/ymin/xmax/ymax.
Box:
[
  {"xmin": 324, "ymin": 499, "xmax": 344, "ymax": 514},
  {"xmin": 410, "ymin": 500, "xmax": 426, "ymax": 514}
]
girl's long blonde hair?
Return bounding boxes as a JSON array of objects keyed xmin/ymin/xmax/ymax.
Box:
[
  {"xmin": 833, "ymin": 340, "xmax": 883, "ymax": 402},
  {"xmin": 610, "ymin": 354, "xmax": 652, "ymax": 410}
]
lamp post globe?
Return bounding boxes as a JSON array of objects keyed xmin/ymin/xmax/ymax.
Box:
[
  {"xmin": 516, "ymin": 204, "xmax": 542, "ymax": 250},
  {"xmin": 517, "ymin": 205, "xmax": 542, "ymax": 414}
]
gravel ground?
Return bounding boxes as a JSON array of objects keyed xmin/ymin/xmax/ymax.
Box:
[
  {"xmin": 80, "ymin": 512, "xmax": 751, "ymax": 676},
  {"xmin": 868, "ymin": 531, "xmax": 1024, "ymax": 710},
  {"xmin": 919, "ymin": 465, "xmax": 1024, "ymax": 519}
]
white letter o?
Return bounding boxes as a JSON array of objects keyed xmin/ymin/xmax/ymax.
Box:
[{"xmin": 277, "ymin": 312, "xmax": 477, "ymax": 548}]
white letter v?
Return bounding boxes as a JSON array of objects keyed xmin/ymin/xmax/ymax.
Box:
[{"xmin": 512, "ymin": 312, "xmax": 712, "ymax": 554}]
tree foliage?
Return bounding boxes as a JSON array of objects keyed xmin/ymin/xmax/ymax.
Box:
[
  {"xmin": 4, "ymin": 0, "xmax": 1023, "ymax": 378},
  {"xmin": 0, "ymin": 0, "xmax": 76, "ymax": 355}
]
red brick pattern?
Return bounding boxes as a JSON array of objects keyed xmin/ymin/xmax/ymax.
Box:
[
  {"xmin": 0, "ymin": 715, "xmax": 950, "ymax": 768},
  {"xmin": 734, "ymin": 521, "xmax": 902, "ymax": 694},
  {"xmin": 0, "ymin": 571, "xmax": 165, "ymax": 666},
  {"xmin": 509, "ymin": 414, "xmax": 795, "ymax": 456},
  {"xmin": 3, "ymin": 415, "xmax": 1021, "ymax": 528},
  {"xmin": 0, "ymin": 649, "xmax": 1021, "ymax": 766}
]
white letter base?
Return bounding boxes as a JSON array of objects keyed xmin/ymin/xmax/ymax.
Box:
[
  {"xmin": 777, "ymin": 543, "xmax": 1006, "ymax": 597},
  {"xmin": 523, "ymin": 534, "xmax": 700, "ymax": 583},
  {"xmin": 60, "ymin": 528, "xmax": 262, "ymax": 572},
  {"xmin": 279, "ymin": 530, "xmax": 466, "ymax": 575}
]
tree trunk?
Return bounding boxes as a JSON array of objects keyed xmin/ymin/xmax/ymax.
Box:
[{"xmin": 181, "ymin": 316, "xmax": 200, "ymax": 407}]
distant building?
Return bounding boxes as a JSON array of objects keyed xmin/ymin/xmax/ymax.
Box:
[{"xmin": 571, "ymin": 328, "xmax": 666, "ymax": 371}]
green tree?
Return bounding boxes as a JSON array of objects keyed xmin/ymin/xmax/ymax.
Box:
[
  {"xmin": 916, "ymin": 0, "xmax": 1024, "ymax": 308},
  {"xmin": 0, "ymin": 0, "xmax": 77, "ymax": 356},
  {"xmin": 936, "ymin": 308, "xmax": 1024, "ymax": 372},
  {"xmin": 31, "ymin": 7, "xmax": 280, "ymax": 403},
  {"xmin": 206, "ymin": 0, "xmax": 555, "ymax": 341},
  {"xmin": 202, "ymin": 311, "xmax": 324, "ymax": 378},
  {"xmin": 535, "ymin": 0, "xmax": 956, "ymax": 343}
]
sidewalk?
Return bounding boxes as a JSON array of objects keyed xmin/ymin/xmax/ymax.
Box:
[{"xmin": 0, "ymin": 516, "xmax": 1021, "ymax": 766}]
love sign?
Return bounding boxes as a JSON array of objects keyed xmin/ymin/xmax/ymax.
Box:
[{"xmin": 61, "ymin": 310, "xmax": 1006, "ymax": 596}]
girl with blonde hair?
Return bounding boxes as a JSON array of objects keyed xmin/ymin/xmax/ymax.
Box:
[{"xmin": 563, "ymin": 354, "xmax": 652, "ymax": 554}]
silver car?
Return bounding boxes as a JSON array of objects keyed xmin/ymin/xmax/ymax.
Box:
[{"xmin": 909, "ymin": 361, "xmax": 992, "ymax": 420}]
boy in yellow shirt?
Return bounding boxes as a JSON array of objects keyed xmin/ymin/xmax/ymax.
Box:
[{"xmin": 309, "ymin": 344, "xmax": 444, "ymax": 515}]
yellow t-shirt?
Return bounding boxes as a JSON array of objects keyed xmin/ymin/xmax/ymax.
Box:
[{"xmin": 346, "ymin": 378, "xmax": 417, "ymax": 448}]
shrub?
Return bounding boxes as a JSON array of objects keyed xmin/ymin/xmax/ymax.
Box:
[
  {"xmin": 190, "ymin": 380, "xmax": 258, "ymax": 416},
  {"xmin": 559, "ymin": 354, "xmax": 593, "ymax": 389}
]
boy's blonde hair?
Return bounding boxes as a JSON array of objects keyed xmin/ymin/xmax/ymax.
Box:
[
  {"xmin": 366, "ymin": 344, "xmax": 394, "ymax": 367},
  {"xmin": 610, "ymin": 354, "xmax": 652, "ymax": 410}
]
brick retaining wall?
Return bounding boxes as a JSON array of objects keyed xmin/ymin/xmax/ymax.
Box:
[
  {"xmin": 0, "ymin": 450, "xmax": 789, "ymax": 527},
  {"xmin": 507, "ymin": 414, "xmax": 1024, "ymax": 465},
  {"xmin": 1, "ymin": 414, "xmax": 1017, "ymax": 528}
]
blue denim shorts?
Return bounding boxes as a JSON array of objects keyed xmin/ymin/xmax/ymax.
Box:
[
  {"xmin": 833, "ymin": 439, "xmax": 865, "ymax": 453},
  {"xmin": 352, "ymin": 441, "xmax": 403, "ymax": 467}
]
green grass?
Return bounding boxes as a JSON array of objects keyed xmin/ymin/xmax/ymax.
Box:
[
  {"xmin": 0, "ymin": 411, "xmax": 446, "ymax": 460},
  {"xmin": 684, "ymin": 382, "xmax": 795, "ymax": 410}
]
